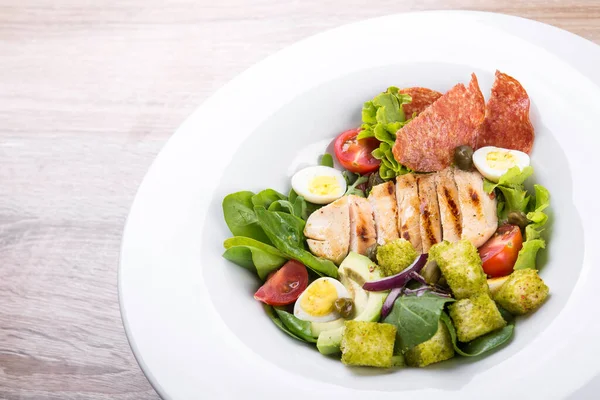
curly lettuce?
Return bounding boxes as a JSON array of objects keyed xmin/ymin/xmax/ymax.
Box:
[
  {"xmin": 357, "ymin": 87, "xmax": 413, "ymax": 180},
  {"xmin": 514, "ymin": 184, "xmax": 550, "ymax": 270},
  {"xmin": 484, "ymin": 167, "xmax": 550, "ymax": 270}
]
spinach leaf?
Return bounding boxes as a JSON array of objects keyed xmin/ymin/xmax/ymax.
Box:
[
  {"xmin": 251, "ymin": 189, "xmax": 287, "ymax": 209},
  {"xmin": 222, "ymin": 237, "xmax": 288, "ymax": 279},
  {"xmin": 441, "ymin": 313, "xmax": 514, "ymax": 357},
  {"xmin": 255, "ymin": 206, "xmax": 338, "ymax": 278},
  {"xmin": 222, "ymin": 191, "xmax": 271, "ymax": 244},
  {"xmin": 264, "ymin": 305, "xmax": 306, "ymax": 342},
  {"xmin": 274, "ymin": 307, "xmax": 317, "ymax": 343},
  {"xmin": 320, "ymin": 153, "xmax": 334, "ymax": 167},
  {"xmin": 383, "ymin": 293, "xmax": 455, "ymax": 352},
  {"xmin": 268, "ymin": 199, "xmax": 296, "ymax": 215}
]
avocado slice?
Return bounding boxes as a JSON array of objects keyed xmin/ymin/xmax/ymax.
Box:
[{"xmin": 316, "ymin": 252, "xmax": 388, "ymax": 355}]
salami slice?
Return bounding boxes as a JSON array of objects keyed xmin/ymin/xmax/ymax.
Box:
[
  {"xmin": 392, "ymin": 74, "xmax": 485, "ymax": 172},
  {"xmin": 477, "ymin": 71, "xmax": 534, "ymax": 153},
  {"xmin": 399, "ymin": 87, "xmax": 442, "ymax": 117}
]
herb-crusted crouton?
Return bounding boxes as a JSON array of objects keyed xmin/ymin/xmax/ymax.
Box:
[
  {"xmin": 405, "ymin": 321, "xmax": 455, "ymax": 367},
  {"xmin": 493, "ymin": 269, "xmax": 549, "ymax": 315},
  {"xmin": 340, "ymin": 321, "xmax": 396, "ymax": 367},
  {"xmin": 429, "ymin": 240, "xmax": 488, "ymax": 299},
  {"xmin": 448, "ymin": 294, "xmax": 506, "ymax": 342},
  {"xmin": 376, "ymin": 238, "xmax": 418, "ymax": 277}
]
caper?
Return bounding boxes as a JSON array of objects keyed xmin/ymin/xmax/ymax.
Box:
[
  {"xmin": 508, "ymin": 210, "xmax": 529, "ymax": 230},
  {"xmin": 454, "ymin": 145, "xmax": 474, "ymax": 171},
  {"xmin": 334, "ymin": 298, "xmax": 355, "ymax": 319}
]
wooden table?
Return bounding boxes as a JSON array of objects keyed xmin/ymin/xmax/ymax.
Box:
[{"xmin": 1, "ymin": 1, "xmax": 598, "ymax": 399}]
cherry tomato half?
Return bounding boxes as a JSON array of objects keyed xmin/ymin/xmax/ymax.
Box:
[
  {"xmin": 334, "ymin": 128, "xmax": 381, "ymax": 174},
  {"xmin": 478, "ymin": 224, "xmax": 524, "ymax": 278},
  {"xmin": 254, "ymin": 260, "xmax": 308, "ymax": 306}
]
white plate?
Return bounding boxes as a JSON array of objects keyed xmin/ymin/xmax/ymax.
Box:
[{"xmin": 119, "ymin": 11, "xmax": 600, "ymax": 400}]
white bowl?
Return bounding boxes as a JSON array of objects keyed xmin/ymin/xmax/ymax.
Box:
[{"xmin": 119, "ymin": 11, "xmax": 600, "ymax": 400}]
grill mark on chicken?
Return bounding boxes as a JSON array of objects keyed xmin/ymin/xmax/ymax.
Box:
[
  {"xmin": 468, "ymin": 186, "xmax": 482, "ymax": 216},
  {"xmin": 416, "ymin": 174, "xmax": 442, "ymax": 252},
  {"xmin": 421, "ymin": 208, "xmax": 438, "ymax": 248},
  {"xmin": 443, "ymin": 187, "xmax": 463, "ymax": 237}
]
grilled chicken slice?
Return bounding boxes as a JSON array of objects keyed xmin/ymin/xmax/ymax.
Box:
[
  {"xmin": 304, "ymin": 196, "xmax": 350, "ymax": 264},
  {"xmin": 348, "ymin": 195, "xmax": 377, "ymax": 257},
  {"xmin": 453, "ymin": 169, "xmax": 498, "ymax": 247},
  {"xmin": 416, "ymin": 174, "xmax": 443, "ymax": 252},
  {"xmin": 368, "ymin": 181, "xmax": 400, "ymax": 245},
  {"xmin": 395, "ymin": 174, "xmax": 423, "ymax": 253},
  {"xmin": 435, "ymin": 168, "xmax": 462, "ymax": 242}
]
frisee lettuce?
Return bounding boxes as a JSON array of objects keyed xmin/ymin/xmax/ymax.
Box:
[
  {"xmin": 514, "ymin": 184, "xmax": 551, "ymax": 270},
  {"xmin": 357, "ymin": 87, "xmax": 413, "ymax": 180},
  {"xmin": 484, "ymin": 167, "xmax": 551, "ymax": 271}
]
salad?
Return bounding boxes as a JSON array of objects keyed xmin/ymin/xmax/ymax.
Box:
[{"xmin": 221, "ymin": 71, "xmax": 550, "ymax": 368}]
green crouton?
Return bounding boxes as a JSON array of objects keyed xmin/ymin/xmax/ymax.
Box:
[
  {"xmin": 448, "ymin": 294, "xmax": 506, "ymax": 342},
  {"xmin": 429, "ymin": 240, "xmax": 488, "ymax": 299},
  {"xmin": 493, "ymin": 269, "xmax": 549, "ymax": 315},
  {"xmin": 405, "ymin": 321, "xmax": 455, "ymax": 367},
  {"xmin": 340, "ymin": 321, "xmax": 396, "ymax": 367},
  {"xmin": 376, "ymin": 238, "xmax": 418, "ymax": 277}
]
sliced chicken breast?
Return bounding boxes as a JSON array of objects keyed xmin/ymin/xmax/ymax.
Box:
[
  {"xmin": 395, "ymin": 174, "xmax": 423, "ymax": 253},
  {"xmin": 348, "ymin": 195, "xmax": 377, "ymax": 257},
  {"xmin": 416, "ymin": 174, "xmax": 443, "ymax": 252},
  {"xmin": 368, "ymin": 181, "xmax": 400, "ymax": 245},
  {"xmin": 453, "ymin": 169, "xmax": 498, "ymax": 248},
  {"xmin": 435, "ymin": 168, "xmax": 462, "ymax": 242},
  {"xmin": 304, "ymin": 196, "xmax": 350, "ymax": 264}
]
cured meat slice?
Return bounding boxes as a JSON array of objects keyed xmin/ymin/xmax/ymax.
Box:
[
  {"xmin": 398, "ymin": 87, "xmax": 443, "ymax": 117},
  {"xmin": 392, "ymin": 74, "xmax": 485, "ymax": 172},
  {"xmin": 477, "ymin": 70, "xmax": 534, "ymax": 153}
]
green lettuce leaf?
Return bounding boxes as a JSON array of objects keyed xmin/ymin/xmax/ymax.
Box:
[
  {"xmin": 251, "ymin": 189, "xmax": 287, "ymax": 209},
  {"xmin": 343, "ymin": 171, "xmax": 369, "ymax": 197},
  {"xmin": 264, "ymin": 305, "xmax": 306, "ymax": 342},
  {"xmin": 484, "ymin": 166, "xmax": 535, "ymax": 220},
  {"xmin": 514, "ymin": 184, "xmax": 551, "ymax": 270},
  {"xmin": 383, "ymin": 293, "xmax": 455, "ymax": 352},
  {"xmin": 320, "ymin": 153, "xmax": 334, "ymax": 168},
  {"xmin": 356, "ymin": 87, "xmax": 412, "ymax": 180},
  {"xmin": 223, "ymin": 237, "xmax": 288, "ymax": 279},
  {"xmin": 514, "ymin": 239, "xmax": 546, "ymax": 270},
  {"xmin": 222, "ymin": 191, "xmax": 271, "ymax": 244},
  {"xmin": 273, "ymin": 307, "xmax": 317, "ymax": 343},
  {"xmin": 441, "ymin": 313, "xmax": 514, "ymax": 357},
  {"xmin": 254, "ymin": 206, "xmax": 338, "ymax": 278}
]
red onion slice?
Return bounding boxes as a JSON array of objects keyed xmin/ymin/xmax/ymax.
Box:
[
  {"xmin": 380, "ymin": 287, "xmax": 402, "ymax": 320},
  {"xmin": 363, "ymin": 254, "xmax": 428, "ymax": 291}
]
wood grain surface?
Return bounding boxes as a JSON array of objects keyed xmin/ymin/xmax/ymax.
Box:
[{"xmin": 0, "ymin": 1, "xmax": 598, "ymax": 399}]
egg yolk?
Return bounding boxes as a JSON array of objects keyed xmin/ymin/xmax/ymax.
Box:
[
  {"xmin": 486, "ymin": 151, "xmax": 517, "ymax": 169},
  {"xmin": 300, "ymin": 280, "xmax": 338, "ymax": 316},
  {"xmin": 308, "ymin": 176, "xmax": 340, "ymax": 196}
]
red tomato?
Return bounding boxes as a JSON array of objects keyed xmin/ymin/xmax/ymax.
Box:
[
  {"xmin": 478, "ymin": 225, "xmax": 524, "ymax": 278},
  {"xmin": 254, "ymin": 260, "xmax": 308, "ymax": 306},
  {"xmin": 334, "ymin": 128, "xmax": 381, "ymax": 174}
]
